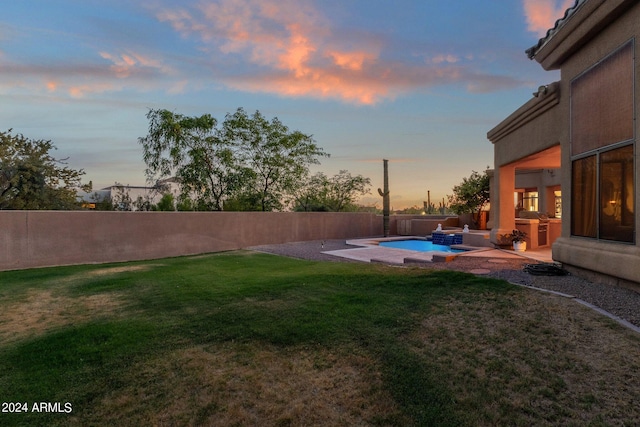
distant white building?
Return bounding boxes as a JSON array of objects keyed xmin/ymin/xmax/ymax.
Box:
[{"xmin": 80, "ymin": 178, "xmax": 181, "ymax": 210}]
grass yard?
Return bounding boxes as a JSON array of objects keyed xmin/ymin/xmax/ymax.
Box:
[{"xmin": 0, "ymin": 251, "xmax": 639, "ymax": 426}]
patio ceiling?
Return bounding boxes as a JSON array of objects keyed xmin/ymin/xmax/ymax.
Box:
[{"xmin": 511, "ymin": 144, "xmax": 561, "ymax": 170}]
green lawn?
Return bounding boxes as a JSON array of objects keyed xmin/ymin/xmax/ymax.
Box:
[{"xmin": 1, "ymin": 251, "xmax": 638, "ymax": 426}]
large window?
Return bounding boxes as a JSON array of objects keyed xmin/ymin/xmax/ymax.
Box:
[
  {"xmin": 571, "ymin": 146, "xmax": 634, "ymax": 242},
  {"xmin": 514, "ymin": 190, "xmax": 539, "ymax": 213},
  {"xmin": 600, "ymin": 145, "xmax": 634, "ymax": 242},
  {"xmin": 570, "ymin": 40, "xmax": 635, "ymax": 243}
]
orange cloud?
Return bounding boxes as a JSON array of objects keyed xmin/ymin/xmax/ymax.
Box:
[
  {"xmin": 232, "ymin": 72, "xmax": 391, "ymax": 105},
  {"xmin": 156, "ymin": 0, "xmax": 395, "ymax": 104},
  {"xmin": 329, "ymin": 50, "xmax": 376, "ymax": 71},
  {"xmin": 68, "ymin": 82, "xmax": 118, "ymax": 98},
  {"xmin": 153, "ymin": 0, "xmax": 524, "ymax": 104},
  {"xmin": 99, "ymin": 51, "xmax": 171, "ymax": 79},
  {"xmin": 30, "ymin": 50, "xmax": 168, "ymax": 98},
  {"xmin": 278, "ymin": 24, "xmax": 315, "ymax": 78},
  {"xmin": 27, "ymin": 50, "xmax": 171, "ymax": 98},
  {"xmin": 523, "ymin": 0, "xmax": 575, "ymax": 36},
  {"xmin": 46, "ymin": 80, "xmax": 58, "ymax": 92}
]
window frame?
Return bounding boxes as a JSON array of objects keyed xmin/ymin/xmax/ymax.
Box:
[{"xmin": 570, "ymin": 142, "xmax": 635, "ymax": 243}]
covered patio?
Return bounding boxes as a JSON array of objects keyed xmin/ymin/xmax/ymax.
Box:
[{"xmin": 487, "ymin": 82, "xmax": 563, "ymax": 250}]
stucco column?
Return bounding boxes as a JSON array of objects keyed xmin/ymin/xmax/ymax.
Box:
[
  {"xmin": 486, "ymin": 169, "xmax": 496, "ymax": 229},
  {"xmin": 544, "ymin": 185, "xmax": 556, "ymax": 217},
  {"xmin": 490, "ymin": 164, "xmax": 516, "ymax": 246}
]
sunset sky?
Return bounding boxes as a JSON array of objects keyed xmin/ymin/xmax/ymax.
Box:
[{"xmin": 1, "ymin": 0, "xmax": 574, "ymax": 209}]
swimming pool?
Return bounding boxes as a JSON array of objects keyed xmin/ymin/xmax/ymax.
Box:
[{"xmin": 379, "ymin": 239, "xmax": 464, "ymax": 253}]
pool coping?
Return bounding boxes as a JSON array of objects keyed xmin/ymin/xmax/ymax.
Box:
[{"xmin": 322, "ymin": 236, "xmax": 491, "ymax": 265}]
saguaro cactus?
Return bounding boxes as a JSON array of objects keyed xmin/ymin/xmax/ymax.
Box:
[{"xmin": 377, "ymin": 159, "xmax": 390, "ymax": 237}]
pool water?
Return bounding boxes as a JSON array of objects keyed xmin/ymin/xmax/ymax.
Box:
[{"xmin": 379, "ymin": 239, "xmax": 464, "ymax": 253}]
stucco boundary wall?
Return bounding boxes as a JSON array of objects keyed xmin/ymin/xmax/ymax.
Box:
[{"xmin": 0, "ymin": 211, "xmax": 385, "ymax": 271}]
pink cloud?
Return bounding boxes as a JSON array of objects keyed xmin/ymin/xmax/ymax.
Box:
[
  {"xmin": 99, "ymin": 51, "xmax": 172, "ymax": 79},
  {"xmin": 46, "ymin": 80, "xmax": 58, "ymax": 92},
  {"xmin": 156, "ymin": 0, "xmax": 519, "ymax": 105},
  {"xmin": 0, "ymin": 34, "xmax": 177, "ymax": 99},
  {"xmin": 156, "ymin": 0, "xmax": 388, "ymax": 104},
  {"xmin": 329, "ymin": 50, "xmax": 376, "ymax": 71},
  {"xmin": 230, "ymin": 71, "xmax": 390, "ymax": 105},
  {"xmin": 1, "ymin": 1, "xmax": 525, "ymax": 105},
  {"xmin": 167, "ymin": 79, "xmax": 189, "ymax": 94},
  {"xmin": 523, "ymin": 0, "xmax": 575, "ymax": 36},
  {"xmin": 27, "ymin": 50, "xmax": 172, "ymax": 98}
]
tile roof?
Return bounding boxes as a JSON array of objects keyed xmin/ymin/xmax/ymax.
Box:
[{"xmin": 525, "ymin": 0, "xmax": 588, "ymax": 59}]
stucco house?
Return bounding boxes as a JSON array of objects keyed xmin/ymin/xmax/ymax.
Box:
[{"xmin": 488, "ymin": 0, "xmax": 638, "ymax": 288}]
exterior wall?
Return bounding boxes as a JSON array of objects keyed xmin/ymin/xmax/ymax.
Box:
[
  {"xmin": 0, "ymin": 211, "xmax": 383, "ymax": 271},
  {"xmin": 550, "ymin": 1, "xmax": 640, "ymax": 285},
  {"xmin": 489, "ymin": 82, "xmax": 562, "ymax": 167}
]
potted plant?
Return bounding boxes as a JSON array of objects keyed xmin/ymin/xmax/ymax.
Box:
[{"xmin": 508, "ymin": 229, "xmax": 527, "ymax": 252}]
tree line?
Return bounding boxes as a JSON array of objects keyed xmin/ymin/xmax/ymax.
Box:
[
  {"xmin": 2, "ymin": 108, "xmax": 489, "ymax": 216},
  {"xmin": 137, "ymin": 108, "xmax": 370, "ymax": 212},
  {"xmin": 1, "ymin": 129, "xmax": 91, "ymax": 210},
  {"xmin": 0, "ymin": 109, "xmax": 372, "ymax": 212}
]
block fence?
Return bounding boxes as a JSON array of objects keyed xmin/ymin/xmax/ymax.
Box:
[{"xmin": 0, "ymin": 211, "xmax": 386, "ymax": 271}]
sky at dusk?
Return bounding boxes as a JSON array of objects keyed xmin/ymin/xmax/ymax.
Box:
[{"xmin": 1, "ymin": 0, "xmax": 574, "ymax": 209}]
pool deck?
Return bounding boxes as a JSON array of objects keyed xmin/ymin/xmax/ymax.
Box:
[{"xmin": 322, "ymin": 237, "xmax": 553, "ymax": 265}]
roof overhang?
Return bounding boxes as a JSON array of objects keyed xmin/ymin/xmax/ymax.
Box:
[
  {"xmin": 526, "ymin": 0, "xmax": 637, "ymax": 70},
  {"xmin": 487, "ymin": 82, "xmax": 560, "ymax": 144}
]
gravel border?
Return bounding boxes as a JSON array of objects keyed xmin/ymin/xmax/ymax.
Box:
[{"xmin": 248, "ymin": 239, "xmax": 640, "ymax": 329}]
